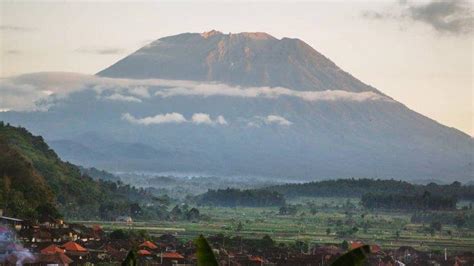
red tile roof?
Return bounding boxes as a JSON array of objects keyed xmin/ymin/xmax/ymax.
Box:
[
  {"xmin": 350, "ymin": 241, "xmax": 364, "ymax": 250},
  {"xmin": 249, "ymin": 256, "xmax": 264, "ymax": 263},
  {"xmin": 371, "ymin": 244, "xmax": 381, "ymax": 253},
  {"xmin": 41, "ymin": 244, "xmax": 65, "ymax": 254},
  {"xmin": 138, "ymin": 249, "xmax": 152, "ymax": 256},
  {"xmin": 140, "ymin": 240, "xmax": 158, "ymax": 249},
  {"xmin": 38, "ymin": 253, "xmax": 73, "ymax": 264},
  {"xmin": 162, "ymin": 252, "xmax": 184, "ymax": 259},
  {"xmin": 62, "ymin": 241, "xmax": 87, "ymax": 252}
]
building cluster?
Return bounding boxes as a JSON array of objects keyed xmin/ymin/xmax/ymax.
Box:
[{"xmin": 1, "ymin": 214, "xmax": 473, "ymax": 265}]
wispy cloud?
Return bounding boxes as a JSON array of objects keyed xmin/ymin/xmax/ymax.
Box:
[
  {"xmin": 75, "ymin": 47, "xmax": 126, "ymax": 55},
  {"xmin": 0, "ymin": 72, "xmax": 391, "ymax": 112},
  {"xmin": 154, "ymin": 83, "xmax": 387, "ymax": 102},
  {"xmin": 0, "ymin": 25, "xmax": 35, "ymax": 32},
  {"xmin": 263, "ymin": 115, "xmax": 292, "ymax": 126},
  {"xmin": 248, "ymin": 115, "xmax": 292, "ymax": 127},
  {"xmin": 104, "ymin": 93, "xmax": 142, "ymax": 103},
  {"xmin": 122, "ymin": 112, "xmax": 187, "ymax": 125},
  {"xmin": 362, "ymin": 0, "xmax": 473, "ymax": 35},
  {"xmin": 122, "ymin": 112, "xmax": 228, "ymax": 126}
]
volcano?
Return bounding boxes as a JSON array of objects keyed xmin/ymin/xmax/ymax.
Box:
[{"xmin": 1, "ymin": 31, "xmax": 472, "ymax": 182}]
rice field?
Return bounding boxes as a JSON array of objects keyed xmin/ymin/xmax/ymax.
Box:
[{"xmin": 78, "ymin": 197, "xmax": 474, "ymax": 253}]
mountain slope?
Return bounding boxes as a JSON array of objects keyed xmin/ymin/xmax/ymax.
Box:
[
  {"xmin": 0, "ymin": 122, "xmax": 151, "ymax": 220},
  {"xmin": 98, "ymin": 30, "xmax": 380, "ymax": 93},
  {"xmin": 0, "ymin": 31, "xmax": 472, "ymax": 182}
]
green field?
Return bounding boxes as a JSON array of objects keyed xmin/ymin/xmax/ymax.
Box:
[{"xmin": 77, "ymin": 197, "xmax": 474, "ymax": 253}]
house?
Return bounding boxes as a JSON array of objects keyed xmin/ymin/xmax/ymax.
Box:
[
  {"xmin": 140, "ymin": 240, "xmax": 159, "ymax": 250},
  {"xmin": 36, "ymin": 252, "xmax": 74, "ymax": 265},
  {"xmin": 161, "ymin": 251, "xmax": 186, "ymax": 266},
  {"xmin": 62, "ymin": 241, "xmax": 89, "ymax": 262},
  {"xmin": 137, "ymin": 249, "xmax": 152, "ymax": 256},
  {"xmin": 0, "ymin": 210, "xmax": 23, "ymax": 232},
  {"xmin": 41, "ymin": 244, "xmax": 65, "ymax": 254}
]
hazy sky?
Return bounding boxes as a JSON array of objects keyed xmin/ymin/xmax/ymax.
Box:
[{"xmin": 0, "ymin": 0, "xmax": 473, "ymax": 135}]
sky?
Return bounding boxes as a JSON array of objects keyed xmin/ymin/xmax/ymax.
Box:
[{"xmin": 0, "ymin": 0, "xmax": 473, "ymax": 135}]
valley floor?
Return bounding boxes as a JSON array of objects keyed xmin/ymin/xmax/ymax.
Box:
[{"xmin": 76, "ymin": 197, "xmax": 474, "ymax": 253}]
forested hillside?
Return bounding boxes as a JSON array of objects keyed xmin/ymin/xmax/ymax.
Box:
[
  {"xmin": 0, "ymin": 122, "xmax": 152, "ymax": 220},
  {"xmin": 267, "ymin": 178, "xmax": 474, "ymax": 200}
]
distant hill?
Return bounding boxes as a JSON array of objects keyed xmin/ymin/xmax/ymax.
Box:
[
  {"xmin": 0, "ymin": 122, "xmax": 151, "ymax": 220},
  {"xmin": 265, "ymin": 178, "xmax": 474, "ymax": 200}
]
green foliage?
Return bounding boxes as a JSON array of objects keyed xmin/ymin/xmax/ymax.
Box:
[
  {"xmin": 0, "ymin": 123, "xmax": 153, "ymax": 220},
  {"xmin": 110, "ymin": 229, "xmax": 128, "ymax": 240},
  {"xmin": 195, "ymin": 234, "xmax": 218, "ymax": 266},
  {"xmin": 331, "ymin": 245, "xmax": 371, "ymax": 266},
  {"xmin": 122, "ymin": 249, "xmax": 137, "ymax": 266},
  {"xmin": 279, "ymin": 204, "xmax": 298, "ymax": 215},
  {"xmin": 361, "ymin": 192, "xmax": 457, "ymax": 211},
  {"xmin": 268, "ymin": 178, "xmax": 474, "ymax": 200}
]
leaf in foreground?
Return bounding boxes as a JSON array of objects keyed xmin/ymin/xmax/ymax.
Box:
[
  {"xmin": 331, "ymin": 245, "xmax": 371, "ymax": 266},
  {"xmin": 195, "ymin": 234, "xmax": 218, "ymax": 266}
]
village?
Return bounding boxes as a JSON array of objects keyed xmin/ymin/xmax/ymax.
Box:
[{"xmin": 1, "ymin": 210, "xmax": 474, "ymax": 266}]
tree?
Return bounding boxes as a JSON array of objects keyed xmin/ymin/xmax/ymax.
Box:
[
  {"xmin": 130, "ymin": 203, "xmax": 142, "ymax": 218},
  {"xmin": 186, "ymin": 208, "xmax": 200, "ymax": 221},
  {"xmin": 326, "ymin": 228, "xmax": 331, "ymax": 235},
  {"xmin": 110, "ymin": 229, "xmax": 128, "ymax": 240},
  {"xmin": 430, "ymin": 221, "xmax": 442, "ymax": 231},
  {"xmin": 236, "ymin": 221, "xmax": 243, "ymax": 232},
  {"xmin": 453, "ymin": 214, "xmax": 466, "ymax": 228},
  {"xmin": 341, "ymin": 240, "xmax": 349, "ymax": 250},
  {"xmin": 261, "ymin": 235, "xmax": 274, "ymax": 248},
  {"xmin": 35, "ymin": 202, "xmax": 62, "ymax": 222}
]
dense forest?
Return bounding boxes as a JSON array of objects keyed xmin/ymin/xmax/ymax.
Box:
[
  {"xmin": 196, "ymin": 188, "xmax": 286, "ymax": 207},
  {"xmin": 361, "ymin": 191, "xmax": 457, "ymax": 210},
  {"xmin": 0, "ymin": 122, "xmax": 155, "ymax": 220},
  {"xmin": 267, "ymin": 178, "xmax": 474, "ymax": 200}
]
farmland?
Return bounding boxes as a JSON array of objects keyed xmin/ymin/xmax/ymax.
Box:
[{"xmin": 78, "ymin": 197, "xmax": 474, "ymax": 253}]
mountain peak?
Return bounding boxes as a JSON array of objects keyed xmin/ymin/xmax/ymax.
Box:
[
  {"xmin": 200, "ymin": 30, "xmax": 275, "ymax": 40},
  {"xmin": 97, "ymin": 31, "xmax": 378, "ymax": 93},
  {"xmin": 200, "ymin": 30, "xmax": 223, "ymax": 38},
  {"xmin": 231, "ymin": 32, "xmax": 276, "ymax": 40}
]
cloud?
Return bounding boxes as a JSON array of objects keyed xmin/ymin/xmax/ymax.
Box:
[
  {"xmin": 122, "ymin": 112, "xmax": 228, "ymax": 126},
  {"xmin": 75, "ymin": 47, "xmax": 126, "ymax": 55},
  {"xmin": 154, "ymin": 83, "xmax": 388, "ymax": 102},
  {"xmin": 216, "ymin": 115, "xmax": 228, "ymax": 125},
  {"xmin": 122, "ymin": 112, "xmax": 187, "ymax": 125},
  {"xmin": 362, "ymin": 0, "xmax": 473, "ymax": 35},
  {"xmin": 104, "ymin": 93, "xmax": 142, "ymax": 102},
  {"xmin": 247, "ymin": 115, "xmax": 292, "ymax": 127},
  {"xmin": 191, "ymin": 113, "xmax": 214, "ymax": 125},
  {"xmin": 0, "ymin": 72, "xmax": 390, "ymax": 112},
  {"xmin": 128, "ymin": 86, "xmax": 150, "ymax": 98},
  {"xmin": 264, "ymin": 115, "xmax": 292, "ymax": 126},
  {"xmin": 0, "ymin": 25, "xmax": 35, "ymax": 32},
  {"xmin": 0, "ymin": 80, "xmax": 51, "ymax": 111},
  {"xmin": 190, "ymin": 113, "xmax": 228, "ymax": 125}
]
